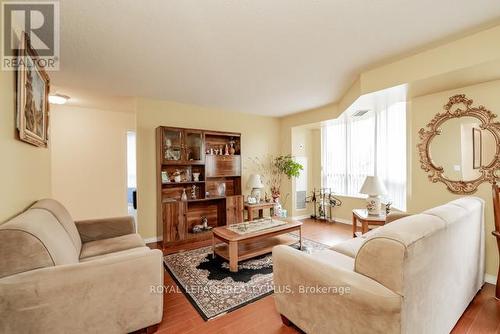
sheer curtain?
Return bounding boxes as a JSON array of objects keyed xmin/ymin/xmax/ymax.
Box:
[
  {"xmin": 321, "ymin": 118, "xmax": 347, "ymax": 195},
  {"xmin": 347, "ymin": 115, "xmax": 375, "ymax": 197},
  {"xmin": 376, "ymin": 101, "xmax": 407, "ymax": 211},
  {"xmin": 322, "ymin": 86, "xmax": 407, "ymax": 211}
]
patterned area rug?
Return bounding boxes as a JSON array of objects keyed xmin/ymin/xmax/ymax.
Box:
[{"xmin": 163, "ymin": 234, "xmax": 328, "ymax": 320}]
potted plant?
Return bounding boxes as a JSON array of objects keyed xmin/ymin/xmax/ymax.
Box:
[{"xmin": 248, "ymin": 154, "xmax": 303, "ymax": 203}]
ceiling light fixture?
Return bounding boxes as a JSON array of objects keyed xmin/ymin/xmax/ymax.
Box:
[{"xmin": 48, "ymin": 93, "xmax": 70, "ymax": 105}]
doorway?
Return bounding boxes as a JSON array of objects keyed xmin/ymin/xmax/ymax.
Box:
[{"xmin": 127, "ymin": 131, "xmax": 137, "ymax": 220}]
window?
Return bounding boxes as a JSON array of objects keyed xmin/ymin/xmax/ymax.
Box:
[{"xmin": 321, "ymin": 86, "xmax": 407, "ymax": 211}]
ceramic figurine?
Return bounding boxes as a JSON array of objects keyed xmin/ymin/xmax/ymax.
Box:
[
  {"xmin": 181, "ymin": 188, "xmax": 188, "ymax": 201},
  {"xmin": 191, "ymin": 185, "xmax": 197, "ymax": 199},
  {"xmin": 192, "ymin": 225, "xmax": 203, "ymax": 233},
  {"xmin": 385, "ymin": 202, "xmax": 392, "ymax": 215},
  {"xmin": 224, "ymin": 144, "xmax": 229, "ymax": 155},
  {"xmin": 201, "ymin": 216, "xmax": 208, "ymax": 229},
  {"xmin": 210, "ymin": 148, "xmax": 214, "ymax": 155}
]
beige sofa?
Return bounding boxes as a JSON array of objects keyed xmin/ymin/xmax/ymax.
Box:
[
  {"xmin": 273, "ymin": 197, "xmax": 485, "ymax": 333},
  {"xmin": 0, "ymin": 199, "xmax": 163, "ymax": 334}
]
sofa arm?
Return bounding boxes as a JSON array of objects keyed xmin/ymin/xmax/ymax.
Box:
[
  {"xmin": 386, "ymin": 212, "xmax": 412, "ymax": 224},
  {"xmin": 272, "ymin": 245, "xmax": 401, "ymax": 334},
  {"xmin": 0, "ymin": 248, "xmax": 163, "ymax": 334},
  {"xmin": 75, "ymin": 216, "xmax": 136, "ymax": 242}
]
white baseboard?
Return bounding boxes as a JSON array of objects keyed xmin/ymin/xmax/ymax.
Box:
[
  {"xmin": 143, "ymin": 236, "xmax": 162, "ymax": 244},
  {"xmin": 485, "ymin": 273, "xmax": 497, "ymax": 285},
  {"xmin": 293, "ymin": 215, "xmax": 352, "ymax": 225},
  {"xmin": 292, "ymin": 215, "xmax": 310, "ymax": 220}
]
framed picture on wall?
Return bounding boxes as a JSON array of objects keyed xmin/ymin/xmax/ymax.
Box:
[
  {"xmin": 16, "ymin": 32, "xmax": 50, "ymax": 147},
  {"xmin": 472, "ymin": 127, "xmax": 482, "ymax": 169}
]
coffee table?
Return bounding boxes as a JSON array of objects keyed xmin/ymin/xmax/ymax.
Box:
[{"xmin": 212, "ymin": 220, "xmax": 302, "ymax": 272}]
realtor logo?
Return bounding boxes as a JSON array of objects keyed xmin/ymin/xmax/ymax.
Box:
[{"xmin": 2, "ymin": 1, "xmax": 60, "ymax": 70}]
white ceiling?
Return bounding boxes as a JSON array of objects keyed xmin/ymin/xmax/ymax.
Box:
[{"xmin": 52, "ymin": 0, "xmax": 500, "ymax": 116}]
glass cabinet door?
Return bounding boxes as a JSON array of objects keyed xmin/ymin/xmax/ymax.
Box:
[
  {"xmin": 163, "ymin": 128, "xmax": 183, "ymax": 162},
  {"xmin": 184, "ymin": 130, "xmax": 204, "ymax": 163}
]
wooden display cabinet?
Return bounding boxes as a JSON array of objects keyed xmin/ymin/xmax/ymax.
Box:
[{"xmin": 156, "ymin": 127, "xmax": 243, "ymax": 249}]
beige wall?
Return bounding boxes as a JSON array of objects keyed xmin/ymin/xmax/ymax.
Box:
[
  {"xmin": 409, "ymin": 80, "xmax": 500, "ymax": 278},
  {"xmin": 0, "ymin": 70, "xmax": 51, "ymax": 223},
  {"xmin": 136, "ymin": 98, "xmax": 281, "ymax": 239},
  {"xmin": 50, "ymin": 105, "xmax": 135, "ymax": 220}
]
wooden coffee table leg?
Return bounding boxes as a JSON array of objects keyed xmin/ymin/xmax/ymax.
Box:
[
  {"xmin": 212, "ymin": 234, "xmax": 216, "ymax": 259},
  {"xmin": 299, "ymin": 227, "xmax": 303, "ymax": 250},
  {"xmin": 229, "ymin": 241, "xmax": 238, "ymax": 272}
]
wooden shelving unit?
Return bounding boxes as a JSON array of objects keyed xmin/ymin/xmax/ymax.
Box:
[{"xmin": 156, "ymin": 126, "xmax": 243, "ymax": 250}]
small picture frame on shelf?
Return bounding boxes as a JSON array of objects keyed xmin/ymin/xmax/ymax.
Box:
[{"xmin": 161, "ymin": 171, "xmax": 169, "ymax": 184}]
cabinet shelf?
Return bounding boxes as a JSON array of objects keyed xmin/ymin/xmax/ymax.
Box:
[
  {"xmin": 162, "ymin": 181, "xmax": 205, "ymax": 186},
  {"xmin": 187, "ymin": 196, "xmax": 226, "ymax": 203},
  {"xmin": 161, "ymin": 161, "xmax": 205, "ymax": 166}
]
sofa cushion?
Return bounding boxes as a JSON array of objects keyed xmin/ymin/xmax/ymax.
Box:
[
  {"xmin": 79, "ymin": 234, "xmax": 146, "ymax": 260},
  {"xmin": 330, "ymin": 237, "xmax": 365, "ymax": 258},
  {"xmin": 0, "ymin": 208, "xmax": 80, "ymax": 278},
  {"xmin": 80, "ymin": 246, "xmax": 151, "ymax": 262},
  {"xmin": 31, "ymin": 199, "xmax": 82, "ymax": 254}
]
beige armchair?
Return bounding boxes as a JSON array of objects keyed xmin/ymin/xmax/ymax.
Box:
[{"xmin": 0, "ymin": 199, "xmax": 163, "ymax": 334}]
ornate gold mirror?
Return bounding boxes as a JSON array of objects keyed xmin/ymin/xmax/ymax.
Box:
[{"xmin": 418, "ymin": 94, "xmax": 500, "ymax": 194}]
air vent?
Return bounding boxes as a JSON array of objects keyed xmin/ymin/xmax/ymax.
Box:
[{"xmin": 352, "ymin": 109, "xmax": 370, "ymax": 117}]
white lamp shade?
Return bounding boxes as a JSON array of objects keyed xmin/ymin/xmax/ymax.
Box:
[
  {"xmin": 247, "ymin": 174, "xmax": 264, "ymax": 189},
  {"xmin": 359, "ymin": 176, "xmax": 387, "ymax": 196}
]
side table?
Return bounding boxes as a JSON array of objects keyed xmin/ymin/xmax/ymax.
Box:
[
  {"xmin": 352, "ymin": 209, "xmax": 386, "ymax": 237},
  {"xmin": 244, "ymin": 202, "xmax": 275, "ymax": 221}
]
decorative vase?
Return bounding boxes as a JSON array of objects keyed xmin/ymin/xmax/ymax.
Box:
[
  {"xmin": 174, "ymin": 175, "xmax": 181, "ymax": 183},
  {"xmin": 193, "ymin": 172, "xmax": 200, "ymax": 181},
  {"xmin": 181, "ymin": 189, "xmax": 188, "ymax": 201},
  {"xmin": 274, "ymin": 199, "xmax": 282, "ymax": 217}
]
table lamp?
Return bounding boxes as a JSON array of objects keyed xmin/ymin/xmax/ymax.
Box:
[
  {"xmin": 248, "ymin": 174, "xmax": 264, "ymax": 203},
  {"xmin": 359, "ymin": 176, "xmax": 387, "ymax": 216}
]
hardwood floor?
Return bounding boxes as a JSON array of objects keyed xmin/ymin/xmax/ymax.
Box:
[{"xmin": 147, "ymin": 219, "xmax": 500, "ymax": 334}]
